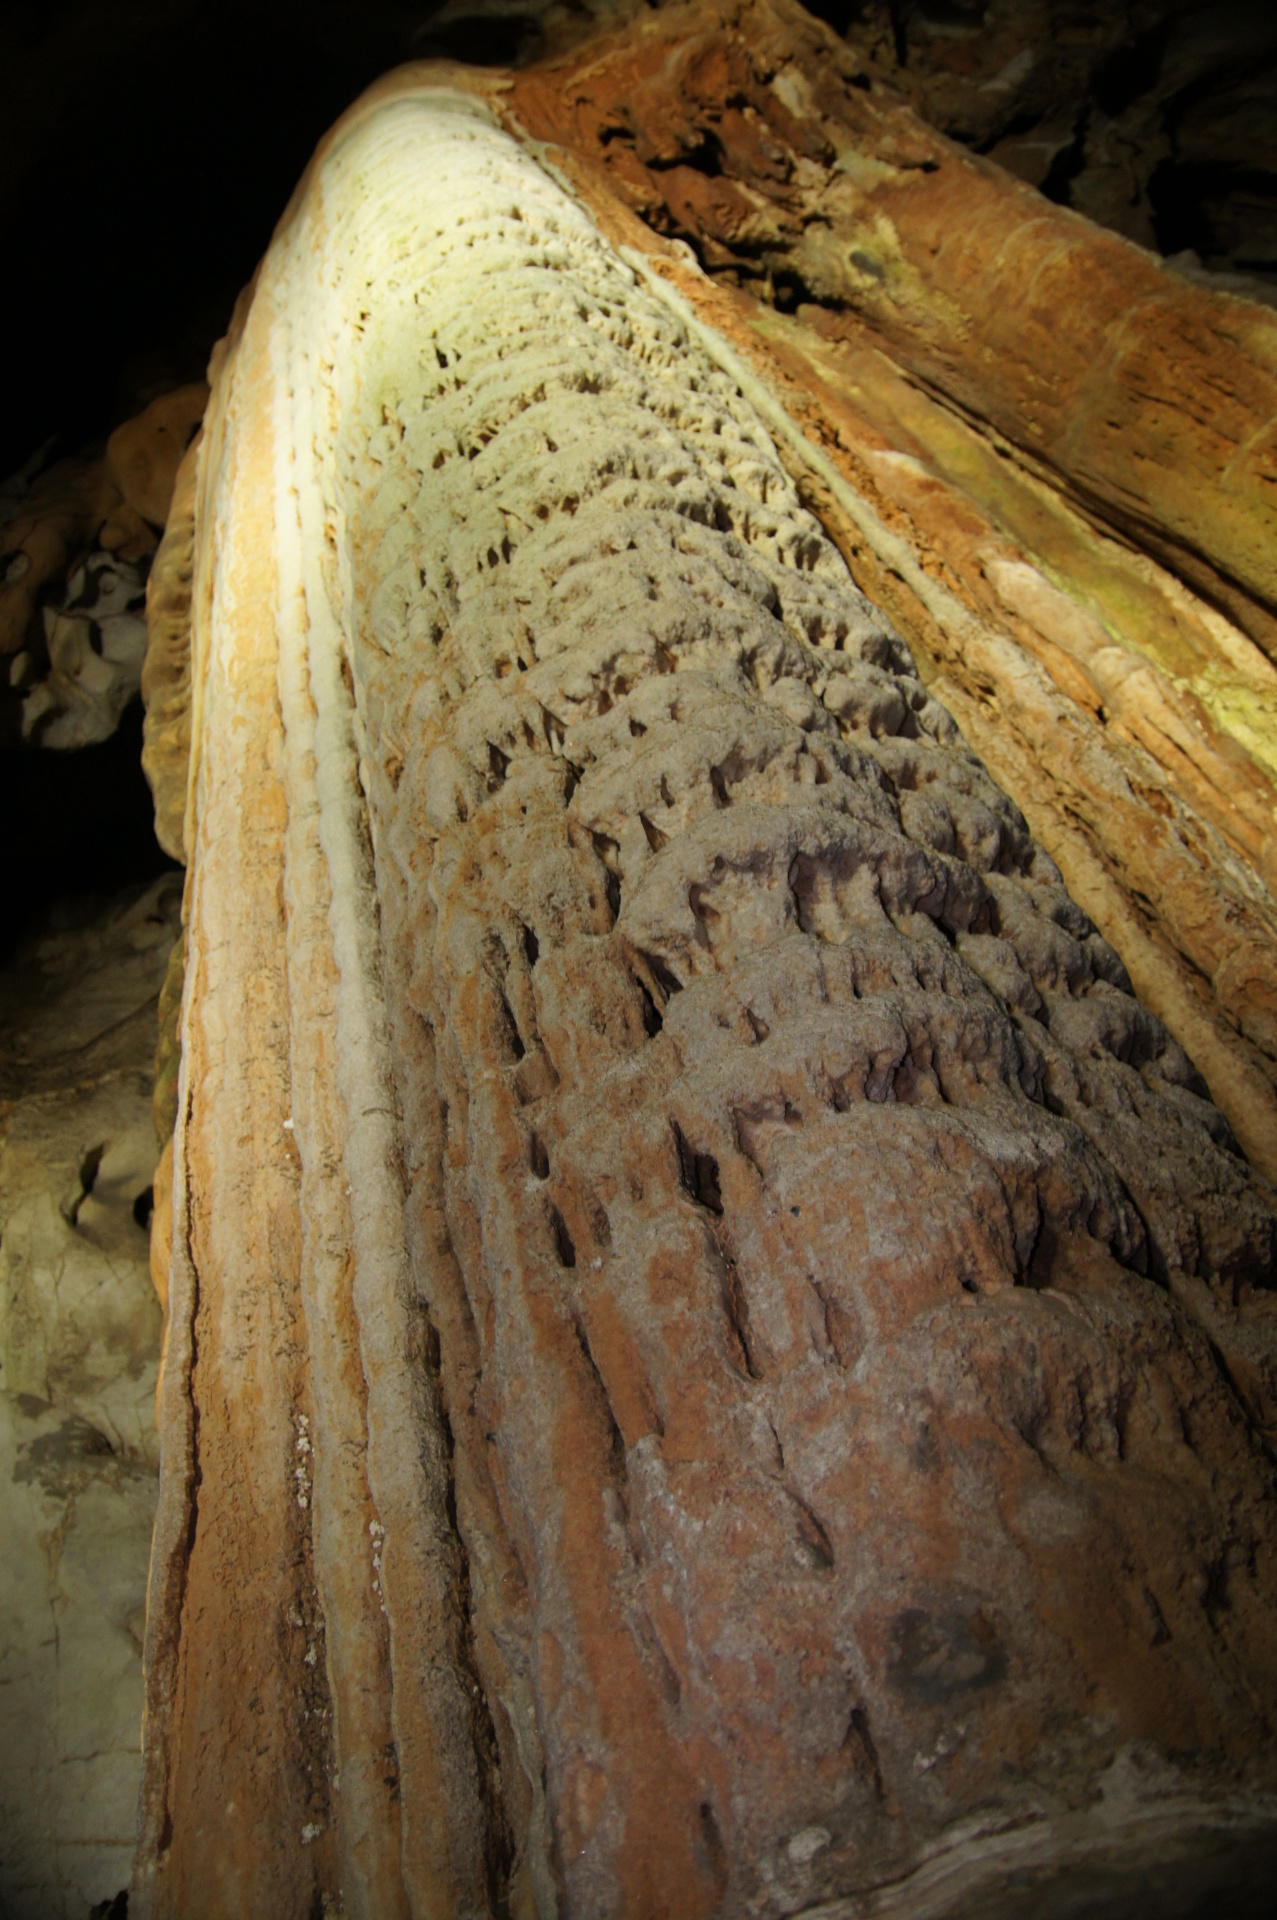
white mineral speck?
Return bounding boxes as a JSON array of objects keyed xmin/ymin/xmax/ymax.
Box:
[{"xmin": 787, "ymin": 1827, "xmax": 831, "ymax": 1866}]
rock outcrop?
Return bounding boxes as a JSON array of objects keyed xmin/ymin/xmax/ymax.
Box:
[
  {"xmin": 105, "ymin": 387, "xmax": 209, "ymax": 537},
  {"xmin": 508, "ymin": 0, "xmax": 1277, "ymax": 650},
  {"xmin": 0, "ymin": 1393, "xmax": 159, "ymax": 1920},
  {"xmin": 1, "ymin": 383, "xmax": 206, "ymax": 751},
  {"xmin": 826, "ymin": 1, "xmax": 1277, "ymax": 303},
  {"xmin": 141, "ymin": 433, "xmax": 200, "ymax": 862},
  {"xmin": 0, "ymin": 876, "xmax": 179, "ymax": 1919},
  {"xmin": 135, "ymin": 76, "xmax": 1277, "ymax": 1920}
]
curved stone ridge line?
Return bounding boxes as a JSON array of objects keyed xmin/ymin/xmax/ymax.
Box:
[
  {"xmin": 139, "ymin": 80, "xmax": 1277, "ymax": 1920},
  {"xmin": 274, "ymin": 168, "xmax": 499, "ymax": 1917},
  {"xmin": 610, "ymin": 239, "xmax": 1277, "ymax": 1183},
  {"xmin": 269, "ymin": 263, "xmax": 414, "ymax": 1916}
]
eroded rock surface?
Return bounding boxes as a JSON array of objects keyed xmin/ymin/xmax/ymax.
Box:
[
  {"xmin": 825, "ymin": 0, "xmax": 1277, "ymax": 301},
  {"xmin": 504, "ymin": 0, "xmax": 1277, "ymax": 1182},
  {"xmin": 105, "ymin": 386, "xmax": 208, "ymax": 535},
  {"xmin": 0, "ymin": 1393, "xmax": 158, "ymax": 1920},
  {"xmin": 507, "ymin": 0, "xmax": 1277, "ymax": 637},
  {"xmin": 131, "ymin": 3, "xmax": 1277, "ymax": 1181},
  {"xmin": 0, "ymin": 877, "xmax": 177, "ymax": 1918},
  {"xmin": 136, "ymin": 80, "xmax": 1277, "ymax": 1920},
  {"xmin": 141, "ymin": 433, "xmax": 199, "ymax": 861},
  {"xmin": 1, "ymin": 382, "xmax": 205, "ymax": 751}
]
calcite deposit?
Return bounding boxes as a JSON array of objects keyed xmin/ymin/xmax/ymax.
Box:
[
  {"xmin": 141, "ymin": 432, "xmax": 199, "ymax": 861},
  {"xmin": 509, "ymin": 0, "xmax": 1277, "ymax": 644},
  {"xmin": 135, "ymin": 74, "xmax": 1277, "ymax": 1920},
  {"xmin": 504, "ymin": 0, "xmax": 1277, "ymax": 1183}
]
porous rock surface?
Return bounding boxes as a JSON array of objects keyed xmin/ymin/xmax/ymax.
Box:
[
  {"xmin": 136, "ymin": 79, "xmax": 1277, "ymax": 1919},
  {"xmin": 508, "ymin": 0, "xmax": 1277, "ymax": 651},
  {"xmin": 135, "ymin": 3, "xmax": 1277, "ymax": 1180}
]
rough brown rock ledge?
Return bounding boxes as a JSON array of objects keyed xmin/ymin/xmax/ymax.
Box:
[{"xmin": 135, "ymin": 80, "xmax": 1277, "ymax": 1920}]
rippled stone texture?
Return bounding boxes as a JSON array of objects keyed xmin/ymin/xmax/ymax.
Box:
[
  {"xmin": 506, "ymin": 0, "xmax": 1277, "ymax": 1184},
  {"xmin": 141, "ymin": 431, "xmax": 199, "ymax": 860},
  {"xmin": 135, "ymin": 81, "xmax": 1277, "ymax": 1920}
]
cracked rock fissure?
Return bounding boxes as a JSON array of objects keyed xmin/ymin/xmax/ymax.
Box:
[{"xmin": 136, "ymin": 82, "xmax": 1277, "ymax": 1920}]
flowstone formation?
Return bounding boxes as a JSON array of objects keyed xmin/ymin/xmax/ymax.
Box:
[
  {"xmin": 135, "ymin": 75, "xmax": 1277, "ymax": 1920},
  {"xmin": 505, "ymin": 0, "xmax": 1277, "ymax": 1185}
]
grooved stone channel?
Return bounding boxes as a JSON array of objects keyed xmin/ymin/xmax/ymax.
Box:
[{"xmin": 137, "ymin": 83, "xmax": 1277, "ymax": 1920}]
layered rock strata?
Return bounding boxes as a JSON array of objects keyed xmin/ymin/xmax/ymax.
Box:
[
  {"xmin": 137, "ymin": 79, "xmax": 1277, "ymax": 1919},
  {"xmin": 507, "ymin": 0, "xmax": 1277, "ymax": 650},
  {"xmin": 141, "ymin": 432, "xmax": 200, "ymax": 862}
]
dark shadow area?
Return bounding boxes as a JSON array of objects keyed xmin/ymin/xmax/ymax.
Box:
[
  {"xmin": 1151, "ymin": 158, "xmax": 1277, "ymax": 266},
  {"xmin": 410, "ymin": 10, "xmax": 544, "ymax": 66},
  {"xmin": 1, "ymin": 0, "xmax": 475, "ymax": 958},
  {"xmin": 802, "ymin": 0, "xmax": 1277, "ymax": 287},
  {"xmin": 0, "ymin": 700, "xmax": 178, "ymax": 966},
  {"xmin": 797, "ymin": 0, "xmax": 878, "ymax": 36},
  {"xmin": 0, "ymin": 2, "xmax": 473, "ymax": 480},
  {"xmin": 1091, "ymin": 19, "xmax": 1172, "ymax": 119}
]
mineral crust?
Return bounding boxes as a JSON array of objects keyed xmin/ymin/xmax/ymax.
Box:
[{"xmin": 135, "ymin": 74, "xmax": 1277, "ymax": 1920}]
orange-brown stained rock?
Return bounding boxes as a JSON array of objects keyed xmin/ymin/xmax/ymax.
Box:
[
  {"xmin": 502, "ymin": 57, "xmax": 1277, "ymax": 1186},
  {"xmin": 105, "ymin": 382, "xmax": 208, "ymax": 531},
  {"xmin": 336, "ymin": 84, "xmax": 1277, "ymax": 1912},
  {"xmin": 1, "ymin": 385, "xmax": 206, "ymax": 666},
  {"xmin": 0, "ymin": 453, "xmax": 120, "ymax": 656},
  {"xmin": 141, "ymin": 430, "xmax": 199, "ymax": 862},
  {"xmin": 508, "ymin": 0, "xmax": 1277, "ymax": 660},
  {"xmin": 149, "ymin": 1135, "xmax": 172, "ymax": 1320},
  {"xmin": 136, "ymin": 66, "xmax": 1277, "ymax": 1920},
  {"xmin": 133, "ymin": 271, "xmax": 340, "ymax": 1920}
]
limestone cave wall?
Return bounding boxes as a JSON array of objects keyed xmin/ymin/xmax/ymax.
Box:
[
  {"xmin": 1, "ymin": 4, "xmax": 1276, "ymax": 1917},
  {"xmin": 135, "ymin": 50, "xmax": 1277, "ymax": 1920}
]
